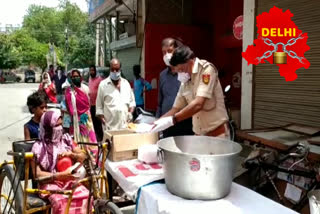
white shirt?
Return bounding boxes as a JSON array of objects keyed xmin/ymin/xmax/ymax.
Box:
[
  {"xmin": 96, "ymin": 77, "xmax": 136, "ymax": 130},
  {"xmin": 58, "ymin": 70, "xmax": 62, "ymax": 79}
]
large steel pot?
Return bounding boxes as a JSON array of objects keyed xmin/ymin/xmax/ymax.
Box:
[
  {"xmin": 157, "ymin": 136, "xmax": 242, "ymax": 200},
  {"xmin": 308, "ymin": 190, "xmax": 320, "ymax": 214}
]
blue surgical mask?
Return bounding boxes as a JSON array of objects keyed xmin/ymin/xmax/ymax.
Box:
[{"xmin": 110, "ymin": 71, "xmax": 121, "ymax": 81}]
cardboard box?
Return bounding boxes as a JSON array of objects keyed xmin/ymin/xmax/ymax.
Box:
[{"xmin": 103, "ymin": 129, "xmax": 159, "ymax": 161}]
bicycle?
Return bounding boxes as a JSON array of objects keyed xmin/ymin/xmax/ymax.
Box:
[
  {"xmin": 0, "ymin": 140, "xmax": 123, "ymax": 214},
  {"xmin": 243, "ymin": 142, "xmax": 319, "ymax": 211}
]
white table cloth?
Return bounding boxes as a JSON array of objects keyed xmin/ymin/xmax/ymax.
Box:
[
  {"xmin": 136, "ymin": 183, "xmax": 299, "ymax": 214},
  {"xmin": 105, "ymin": 159, "xmax": 164, "ymax": 201}
]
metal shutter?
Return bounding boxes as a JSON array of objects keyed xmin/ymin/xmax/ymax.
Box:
[
  {"xmin": 117, "ymin": 47, "xmax": 142, "ymax": 81},
  {"xmin": 253, "ymin": 0, "xmax": 320, "ymax": 128}
]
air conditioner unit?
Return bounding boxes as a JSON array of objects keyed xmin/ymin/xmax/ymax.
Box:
[
  {"xmin": 124, "ymin": 22, "xmax": 135, "ymax": 36},
  {"xmin": 119, "ymin": 32, "xmax": 129, "ymax": 40}
]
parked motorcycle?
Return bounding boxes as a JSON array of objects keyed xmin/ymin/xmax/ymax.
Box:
[{"xmin": 224, "ymin": 85, "xmax": 236, "ymax": 141}]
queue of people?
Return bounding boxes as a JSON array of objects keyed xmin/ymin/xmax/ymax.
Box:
[
  {"xmin": 25, "ymin": 38, "xmax": 229, "ymax": 142},
  {"xmin": 23, "ymin": 37, "xmax": 229, "ymax": 213}
]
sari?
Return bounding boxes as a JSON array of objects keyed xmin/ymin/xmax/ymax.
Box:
[
  {"xmin": 65, "ymin": 86, "xmax": 98, "ymax": 159},
  {"xmin": 31, "ymin": 110, "xmax": 90, "ymax": 214}
]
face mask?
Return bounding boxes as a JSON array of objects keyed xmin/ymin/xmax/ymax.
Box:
[
  {"xmin": 177, "ymin": 72, "xmax": 190, "ymax": 83},
  {"xmin": 72, "ymin": 77, "xmax": 81, "ymax": 87},
  {"xmin": 67, "ymin": 76, "xmax": 72, "ymax": 84},
  {"xmin": 110, "ymin": 71, "xmax": 121, "ymax": 81},
  {"xmin": 163, "ymin": 53, "xmax": 173, "ymax": 66},
  {"xmin": 52, "ymin": 125, "xmax": 63, "ymax": 144}
]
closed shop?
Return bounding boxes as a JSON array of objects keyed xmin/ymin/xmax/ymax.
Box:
[
  {"xmin": 116, "ymin": 47, "xmax": 141, "ymax": 82},
  {"xmin": 253, "ymin": 0, "xmax": 320, "ymax": 128}
]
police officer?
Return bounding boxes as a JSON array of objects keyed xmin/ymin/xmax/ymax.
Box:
[{"xmin": 152, "ymin": 45, "xmax": 229, "ymax": 138}]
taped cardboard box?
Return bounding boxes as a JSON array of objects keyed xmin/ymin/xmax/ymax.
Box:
[{"xmin": 103, "ymin": 129, "xmax": 159, "ymax": 161}]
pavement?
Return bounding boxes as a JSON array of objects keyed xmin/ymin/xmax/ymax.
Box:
[{"xmin": 0, "ymin": 83, "xmax": 38, "ymax": 161}]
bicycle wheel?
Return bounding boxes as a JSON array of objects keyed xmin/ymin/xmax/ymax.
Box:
[
  {"xmin": 0, "ymin": 165, "xmax": 23, "ymax": 214},
  {"xmin": 94, "ymin": 199, "xmax": 123, "ymax": 214}
]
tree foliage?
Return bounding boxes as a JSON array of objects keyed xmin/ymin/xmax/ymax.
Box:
[
  {"xmin": 0, "ymin": 1, "xmax": 95, "ymax": 69},
  {"xmin": 0, "ymin": 34, "xmax": 21, "ymax": 69},
  {"xmin": 23, "ymin": 5, "xmax": 63, "ymax": 46},
  {"xmin": 11, "ymin": 29, "xmax": 49, "ymax": 69}
]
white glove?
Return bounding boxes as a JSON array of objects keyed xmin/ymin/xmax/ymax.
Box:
[{"xmin": 151, "ymin": 116, "xmax": 174, "ymax": 133}]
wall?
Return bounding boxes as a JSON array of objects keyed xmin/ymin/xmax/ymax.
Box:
[
  {"xmin": 192, "ymin": 0, "xmax": 244, "ymax": 109},
  {"xmin": 146, "ymin": 0, "xmax": 193, "ymax": 25},
  {"xmin": 143, "ymin": 0, "xmax": 244, "ymax": 113},
  {"xmin": 117, "ymin": 47, "xmax": 142, "ymax": 82},
  {"xmin": 144, "ymin": 24, "xmax": 213, "ymax": 111}
]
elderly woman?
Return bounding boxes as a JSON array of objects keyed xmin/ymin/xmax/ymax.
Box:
[
  {"xmin": 39, "ymin": 72, "xmax": 57, "ymax": 103},
  {"xmin": 65, "ymin": 70, "xmax": 97, "ymax": 159},
  {"xmin": 31, "ymin": 110, "xmax": 89, "ymax": 214}
]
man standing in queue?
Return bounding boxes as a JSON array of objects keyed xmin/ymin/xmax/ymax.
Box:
[
  {"xmin": 89, "ymin": 65, "xmax": 103, "ymax": 141},
  {"xmin": 96, "ymin": 58, "xmax": 136, "ymax": 131},
  {"xmin": 152, "ymin": 45, "xmax": 229, "ymax": 138}
]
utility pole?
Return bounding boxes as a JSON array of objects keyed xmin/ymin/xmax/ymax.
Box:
[
  {"xmin": 65, "ymin": 27, "xmax": 69, "ymax": 72},
  {"xmin": 103, "ymin": 16, "xmax": 107, "ymax": 67},
  {"xmin": 116, "ymin": 11, "xmax": 120, "ymax": 40},
  {"xmin": 108, "ymin": 16, "xmax": 113, "ymax": 61}
]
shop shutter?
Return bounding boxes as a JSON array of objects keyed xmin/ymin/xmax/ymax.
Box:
[
  {"xmin": 117, "ymin": 47, "xmax": 142, "ymax": 82},
  {"xmin": 253, "ymin": 0, "xmax": 320, "ymax": 128}
]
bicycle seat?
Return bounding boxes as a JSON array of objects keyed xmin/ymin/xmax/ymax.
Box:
[{"xmin": 27, "ymin": 194, "xmax": 49, "ymax": 209}]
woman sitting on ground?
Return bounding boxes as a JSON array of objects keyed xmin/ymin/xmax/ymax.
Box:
[
  {"xmin": 24, "ymin": 91, "xmax": 48, "ymax": 140},
  {"xmin": 31, "ymin": 110, "xmax": 89, "ymax": 214}
]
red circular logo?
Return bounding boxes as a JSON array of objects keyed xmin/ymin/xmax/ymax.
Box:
[
  {"xmin": 189, "ymin": 158, "xmax": 200, "ymax": 172},
  {"xmin": 233, "ymin": 15, "xmax": 243, "ymax": 40}
]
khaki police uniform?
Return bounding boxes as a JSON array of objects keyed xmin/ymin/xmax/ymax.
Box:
[{"xmin": 173, "ymin": 58, "xmax": 229, "ymax": 136}]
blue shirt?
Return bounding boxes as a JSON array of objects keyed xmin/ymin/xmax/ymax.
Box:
[
  {"xmin": 25, "ymin": 119, "xmax": 39, "ymax": 139},
  {"xmin": 134, "ymin": 77, "xmax": 152, "ymax": 106},
  {"xmin": 156, "ymin": 67, "xmax": 181, "ymax": 118}
]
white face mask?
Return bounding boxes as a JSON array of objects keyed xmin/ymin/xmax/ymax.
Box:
[
  {"xmin": 163, "ymin": 53, "xmax": 173, "ymax": 66},
  {"xmin": 110, "ymin": 71, "xmax": 121, "ymax": 81},
  {"xmin": 177, "ymin": 72, "xmax": 190, "ymax": 83}
]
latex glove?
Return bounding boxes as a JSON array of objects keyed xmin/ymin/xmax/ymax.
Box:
[{"xmin": 151, "ymin": 116, "xmax": 174, "ymax": 133}]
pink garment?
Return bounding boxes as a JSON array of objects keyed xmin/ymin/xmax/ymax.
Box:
[
  {"xmin": 41, "ymin": 181, "xmax": 90, "ymax": 214},
  {"xmin": 88, "ymin": 76, "xmax": 102, "ymax": 106},
  {"xmin": 65, "ymin": 87, "xmax": 90, "ymax": 116},
  {"xmin": 32, "ymin": 111, "xmax": 74, "ymax": 172},
  {"xmin": 32, "ymin": 110, "xmax": 90, "ymax": 213}
]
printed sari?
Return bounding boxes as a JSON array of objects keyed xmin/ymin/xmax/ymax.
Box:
[{"xmin": 65, "ymin": 86, "xmax": 98, "ymax": 160}]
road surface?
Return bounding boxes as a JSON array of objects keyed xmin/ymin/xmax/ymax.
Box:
[{"xmin": 0, "ymin": 83, "xmax": 37, "ymax": 161}]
